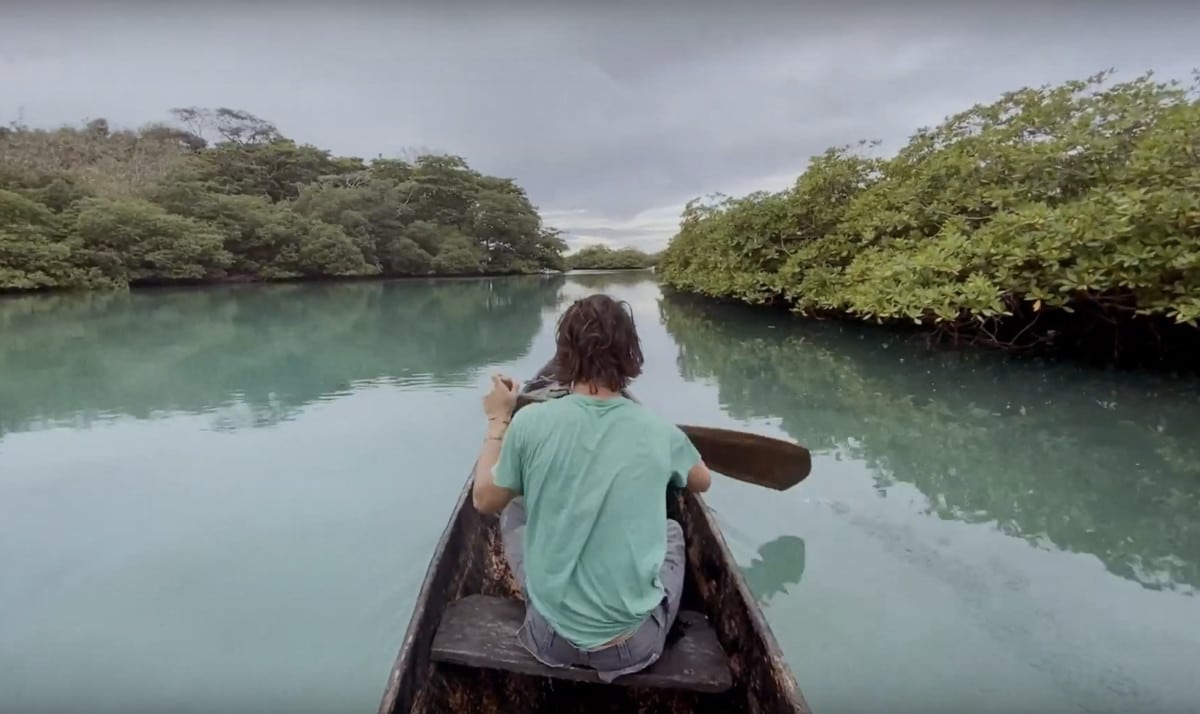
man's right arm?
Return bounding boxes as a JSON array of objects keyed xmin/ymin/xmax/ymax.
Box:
[
  {"xmin": 473, "ymin": 405, "xmax": 526, "ymax": 514},
  {"xmin": 669, "ymin": 425, "xmax": 711, "ymax": 493}
]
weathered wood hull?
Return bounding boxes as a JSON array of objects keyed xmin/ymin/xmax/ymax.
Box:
[{"xmin": 376, "ymin": 370, "xmax": 810, "ymax": 714}]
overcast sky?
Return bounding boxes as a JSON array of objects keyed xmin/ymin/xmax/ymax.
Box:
[{"xmin": 2, "ymin": 2, "xmax": 1197, "ymax": 251}]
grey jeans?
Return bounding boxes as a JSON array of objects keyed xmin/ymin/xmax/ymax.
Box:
[{"xmin": 499, "ymin": 498, "xmax": 685, "ymax": 682}]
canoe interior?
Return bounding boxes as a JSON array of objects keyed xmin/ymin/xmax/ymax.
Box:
[
  {"xmin": 377, "ymin": 476, "xmax": 808, "ymax": 714},
  {"xmin": 376, "ymin": 367, "xmax": 809, "ymax": 713}
]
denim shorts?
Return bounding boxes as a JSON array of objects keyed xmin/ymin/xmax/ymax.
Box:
[{"xmin": 499, "ymin": 498, "xmax": 686, "ymax": 682}]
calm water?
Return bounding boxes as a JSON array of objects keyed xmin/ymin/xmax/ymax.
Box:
[{"xmin": 2, "ymin": 273, "xmax": 1198, "ymax": 714}]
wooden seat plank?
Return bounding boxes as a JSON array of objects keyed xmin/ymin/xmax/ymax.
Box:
[{"xmin": 430, "ymin": 595, "xmax": 732, "ymax": 693}]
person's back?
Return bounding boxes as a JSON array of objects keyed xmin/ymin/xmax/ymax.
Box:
[
  {"xmin": 469, "ymin": 293, "xmax": 712, "ymax": 681},
  {"xmin": 501, "ymin": 392, "xmax": 694, "ymax": 648}
]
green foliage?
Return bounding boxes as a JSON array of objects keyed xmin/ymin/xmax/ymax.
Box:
[
  {"xmin": 431, "ymin": 234, "xmax": 485, "ymax": 275},
  {"xmin": 73, "ymin": 197, "xmax": 232, "ymax": 283},
  {"xmin": 192, "ymin": 139, "xmax": 351, "ymax": 202},
  {"xmin": 566, "ymin": 244, "xmax": 657, "ymax": 270},
  {"xmin": 658, "ymin": 70, "xmax": 1200, "ymax": 362},
  {"xmin": 0, "ymin": 190, "xmax": 75, "ymax": 290},
  {"xmin": 0, "ymin": 108, "xmax": 565, "ymax": 291}
]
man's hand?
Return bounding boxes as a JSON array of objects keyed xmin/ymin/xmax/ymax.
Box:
[
  {"xmin": 474, "ymin": 373, "xmax": 521, "ymax": 515},
  {"xmin": 482, "ymin": 373, "xmax": 521, "ymax": 422}
]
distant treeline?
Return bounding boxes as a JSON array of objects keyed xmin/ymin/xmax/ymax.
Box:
[
  {"xmin": 0, "ymin": 107, "xmax": 567, "ymax": 292},
  {"xmin": 566, "ymin": 244, "xmax": 659, "ymax": 271},
  {"xmin": 658, "ymin": 70, "xmax": 1200, "ymax": 368}
]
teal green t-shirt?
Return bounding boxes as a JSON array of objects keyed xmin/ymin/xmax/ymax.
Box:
[{"xmin": 492, "ymin": 393, "xmax": 702, "ymax": 649}]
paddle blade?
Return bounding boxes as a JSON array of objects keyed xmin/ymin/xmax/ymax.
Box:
[{"xmin": 679, "ymin": 425, "xmax": 811, "ymax": 491}]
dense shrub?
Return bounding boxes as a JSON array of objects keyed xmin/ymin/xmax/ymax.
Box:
[{"xmin": 659, "ymin": 70, "xmax": 1200, "ymax": 365}]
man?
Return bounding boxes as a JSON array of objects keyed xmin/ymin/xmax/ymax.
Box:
[{"xmin": 471, "ymin": 293, "xmax": 712, "ymax": 681}]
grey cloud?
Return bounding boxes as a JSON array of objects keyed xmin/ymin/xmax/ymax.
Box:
[{"xmin": 2, "ymin": 2, "xmax": 1197, "ymax": 251}]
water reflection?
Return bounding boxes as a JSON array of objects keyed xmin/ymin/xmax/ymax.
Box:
[
  {"xmin": 0, "ymin": 276, "xmax": 563, "ymax": 438},
  {"xmin": 659, "ymin": 293, "xmax": 1200, "ymax": 594},
  {"xmin": 740, "ymin": 535, "xmax": 807, "ymax": 605}
]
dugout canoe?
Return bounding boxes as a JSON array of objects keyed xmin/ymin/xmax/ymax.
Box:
[{"xmin": 375, "ymin": 361, "xmax": 811, "ymax": 714}]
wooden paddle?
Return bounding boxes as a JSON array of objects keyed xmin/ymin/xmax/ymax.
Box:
[{"xmin": 677, "ymin": 424, "xmax": 811, "ymax": 491}]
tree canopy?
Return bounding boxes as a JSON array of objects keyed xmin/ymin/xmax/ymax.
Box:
[
  {"xmin": 658, "ymin": 70, "xmax": 1200, "ymax": 367},
  {"xmin": 565, "ymin": 244, "xmax": 659, "ymax": 271},
  {"xmin": 0, "ymin": 107, "xmax": 567, "ymax": 291}
]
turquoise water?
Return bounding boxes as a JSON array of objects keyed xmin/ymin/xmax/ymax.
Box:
[{"xmin": 1, "ymin": 273, "xmax": 1197, "ymax": 713}]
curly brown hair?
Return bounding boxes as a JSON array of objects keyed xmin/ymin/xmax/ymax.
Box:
[{"xmin": 551, "ymin": 294, "xmax": 644, "ymax": 393}]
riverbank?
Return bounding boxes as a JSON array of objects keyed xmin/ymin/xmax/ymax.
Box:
[
  {"xmin": 659, "ymin": 285, "xmax": 1200, "ymax": 373},
  {"xmin": 657, "ymin": 70, "xmax": 1200, "ymax": 372},
  {"xmin": 0, "ymin": 268, "xmax": 567, "ymax": 298}
]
